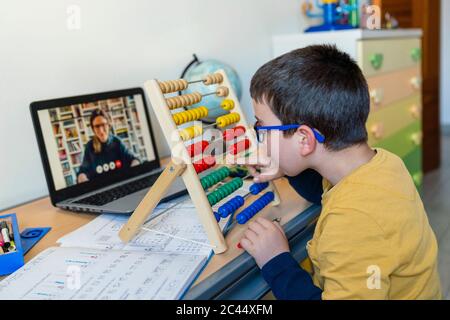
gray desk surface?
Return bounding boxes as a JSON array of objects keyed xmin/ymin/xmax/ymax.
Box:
[{"xmin": 184, "ymin": 204, "xmax": 321, "ymax": 300}]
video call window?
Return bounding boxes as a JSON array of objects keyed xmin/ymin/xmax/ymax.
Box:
[{"xmin": 38, "ymin": 95, "xmax": 156, "ymax": 190}]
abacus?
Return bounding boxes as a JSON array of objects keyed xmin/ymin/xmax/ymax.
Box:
[{"xmin": 118, "ymin": 70, "xmax": 280, "ymax": 254}]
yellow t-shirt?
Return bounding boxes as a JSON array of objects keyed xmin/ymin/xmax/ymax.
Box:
[{"xmin": 306, "ymin": 148, "xmax": 441, "ymax": 300}]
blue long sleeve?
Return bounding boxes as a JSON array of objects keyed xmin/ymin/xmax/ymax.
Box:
[
  {"xmin": 259, "ymin": 170, "xmax": 323, "ymax": 300},
  {"xmin": 286, "ymin": 169, "xmax": 323, "ymax": 205},
  {"xmin": 261, "ymin": 252, "xmax": 322, "ymax": 300}
]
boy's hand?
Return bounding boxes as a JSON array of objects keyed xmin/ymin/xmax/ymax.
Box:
[
  {"xmin": 226, "ymin": 147, "xmax": 284, "ymax": 183},
  {"xmin": 240, "ymin": 217, "xmax": 290, "ymax": 268}
]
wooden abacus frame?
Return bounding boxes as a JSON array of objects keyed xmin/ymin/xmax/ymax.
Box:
[{"xmin": 119, "ymin": 70, "xmax": 280, "ymax": 254}]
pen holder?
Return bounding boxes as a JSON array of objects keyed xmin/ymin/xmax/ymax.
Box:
[{"xmin": 0, "ymin": 213, "xmax": 24, "ymax": 276}]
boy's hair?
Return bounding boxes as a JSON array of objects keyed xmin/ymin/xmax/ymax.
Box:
[{"xmin": 250, "ymin": 44, "xmax": 370, "ymax": 151}]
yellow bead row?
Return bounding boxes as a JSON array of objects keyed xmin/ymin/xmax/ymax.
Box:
[
  {"xmin": 216, "ymin": 113, "xmax": 241, "ymax": 128},
  {"xmin": 179, "ymin": 125, "xmax": 203, "ymax": 141},
  {"xmin": 220, "ymin": 99, "xmax": 235, "ymax": 111},
  {"xmin": 172, "ymin": 106, "xmax": 209, "ymax": 126}
]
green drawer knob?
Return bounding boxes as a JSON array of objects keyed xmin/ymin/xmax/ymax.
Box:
[
  {"xmin": 411, "ymin": 48, "xmax": 422, "ymax": 62},
  {"xmin": 370, "ymin": 53, "xmax": 384, "ymax": 70},
  {"xmin": 411, "ymin": 132, "xmax": 423, "ymax": 146},
  {"xmin": 412, "ymin": 172, "xmax": 423, "ymax": 187}
]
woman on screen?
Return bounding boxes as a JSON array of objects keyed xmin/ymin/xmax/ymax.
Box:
[{"xmin": 77, "ymin": 109, "xmax": 140, "ymax": 183}]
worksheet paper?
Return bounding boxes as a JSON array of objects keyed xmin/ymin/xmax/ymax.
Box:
[
  {"xmin": 57, "ymin": 184, "xmax": 250, "ymax": 256},
  {"xmin": 0, "ymin": 247, "xmax": 207, "ymax": 300}
]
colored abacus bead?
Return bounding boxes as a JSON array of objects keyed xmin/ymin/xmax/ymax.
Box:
[
  {"xmin": 229, "ymin": 138, "xmax": 251, "ymax": 155},
  {"xmin": 207, "ymin": 178, "xmax": 244, "ymax": 206},
  {"xmin": 193, "ymin": 156, "xmax": 216, "ymax": 174},
  {"xmin": 236, "ymin": 192, "xmax": 275, "ymax": 225},
  {"xmin": 187, "ymin": 141, "xmax": 209, "ymax": 157},
  {"xmin": 172, "ymin": 106, "xmax": 208, "ymax": 125},
  {"xmin": 220, "ymin": 99, "xmax": 235, "ymax": 111},
  {"xmin": 166, "ymin": 92, "xmax": 202, "ymax": 110},
  {"xmin": 214, "ymin": 212, "xmax": 221, "ymax": 222},
  {"xmin": 203, "ymin": 73, "xmax": 224, "ymax": 85},
  {"xmin": 200, "ymin": 167, "xmax": 231, "ymax": 189},
  {"xmin": 158, "ymin": 79, "xmax": 189, "ymax": 94},
  {"xmin": 249, "ymin": 182, "xmax": 269, "ymax": 195},
  {"xmin": 216, "ymin": 86, "xmax": 229, "ymax": 97},
  {"xmin": 223, "ymin": 126, "xmax": 246, "ymax": 141},
  {"xmin": 218, "ymin": 195, "xmax": 245, "ymax": 218},
  {"xmin": 216, "ymin": 113, "xmax": 241, "ymax": 128},
  {"xmin": 179, "ymin": 125, "xmax": 203, "ymax": 141}
]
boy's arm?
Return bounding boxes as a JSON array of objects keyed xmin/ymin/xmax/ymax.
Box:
[
  {"xmin": 240, "ymin": 218, "xmax": 322, "ymax": 300},
  {"xmin": 261, "ymin": 252, "xmax": 322, "ymax": 300},
  {"xmin": 287, "ymin": 169, "xmax": 323, "ymax": 205}
]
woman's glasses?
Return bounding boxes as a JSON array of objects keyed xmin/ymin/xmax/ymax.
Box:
[
  {"xmin": 253, "ymin": 122, "xmax": 325, "ymax": 144},
  {"xmin": 92, "ymin": 123, "xmax": 109, "ymax": 130}
]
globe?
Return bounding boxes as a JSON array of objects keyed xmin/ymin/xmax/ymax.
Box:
[{"xmin": 182, "ymin": 59, "xmax": 243, "ymax": 122}]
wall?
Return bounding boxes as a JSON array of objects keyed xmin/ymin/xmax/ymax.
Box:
[
  {"xmin": 441, "ymin": 0, "xmax": 450, "ymax": 128},
  {"xmin": 0, "ymin": 0, "xmax": 306, "ymax": 210}
]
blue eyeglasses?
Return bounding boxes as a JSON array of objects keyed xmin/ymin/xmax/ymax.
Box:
[{"xmin": 253, "ymin": 123, "xmax": 325, "ymax": 144}]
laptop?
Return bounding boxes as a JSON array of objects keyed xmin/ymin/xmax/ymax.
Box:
[{"xmin": 30, "ymin": 88, "xmax": 187, "ymax": 214}]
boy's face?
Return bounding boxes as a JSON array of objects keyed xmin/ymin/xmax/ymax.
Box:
[{"xmin": 253, "ymin": 100, "xmax": 312, "ymax": 177}]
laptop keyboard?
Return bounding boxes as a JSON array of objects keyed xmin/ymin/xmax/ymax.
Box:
[{"xmin": 74, "ymin": 174, "xmax": 159, "ymax": 206}]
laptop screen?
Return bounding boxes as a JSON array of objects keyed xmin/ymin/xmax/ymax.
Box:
[{"xmin": 36, "ymin": 92, "xmax": 157, "ymax": 191}]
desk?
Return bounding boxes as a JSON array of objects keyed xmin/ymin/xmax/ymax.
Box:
[{"xmin": 0, "ymin": 177, "xmax": 320, "ymax": 299}]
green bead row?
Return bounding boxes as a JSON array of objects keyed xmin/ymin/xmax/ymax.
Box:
[
  {"xmin": 207, "ymin": 178, "xmax": 243, "ymax": 206},
  {"xmin": 201, "ymin": 167, "xmax": 231, "ymax": 190}
]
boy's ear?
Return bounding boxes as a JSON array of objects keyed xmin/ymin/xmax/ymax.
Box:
[{"xmin": 296, "ymin": 125, "xmax": 317, "ymax": 156}]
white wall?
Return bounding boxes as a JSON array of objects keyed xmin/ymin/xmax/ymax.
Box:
[
  {"xmin": 0, "ymin": 0, "xmax": 306, "ymax": 210},
  {"xmin": 442, "ymin": 0, "xmax": 450, "ymax": 126}
]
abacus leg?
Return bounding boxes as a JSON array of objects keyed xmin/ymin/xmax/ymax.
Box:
[{"xmin": 119, "ymin": 160, "xmax": 187, "ymax": 243}]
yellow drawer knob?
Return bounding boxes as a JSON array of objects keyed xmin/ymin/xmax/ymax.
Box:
[
  {"xmin": 370, "ymin": 88, "xmax": 384, "ymax": 105},
  {"xmin": 410, "ymin": 77, "xmax": 422, "ymax": 90},
  {"xmin": 370, "ymin": 123, "xmax": 384, "ymax": 140},
  {"xmin": 411, "ymin": 132, "xmax": 422, "ymax": 146},
  {"xmin": 409, "ymin": 104, "xmax": 422, "ymax": 120}
]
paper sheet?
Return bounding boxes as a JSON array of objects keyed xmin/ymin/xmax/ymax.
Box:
[
  {"xmin": 57, "ymin": 183, "xmax": 250, "ymax": 256},
  {"xmin": 0, "ymin": 247, "xmax": 207, "ymax": 300}
]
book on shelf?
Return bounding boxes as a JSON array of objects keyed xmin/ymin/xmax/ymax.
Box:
[
  {"xmin": 60, "ymin": 114, "xmax": 74, "ymax": 121},
  {"xmin": 59, "ymin": 150, "xmax": 67, "ymax": 161},
  {"xmin": 67, "ymin": 140, "xmax": 81, "ymax": 153},
  {"xmin": 70, "ymin": 153, "xmax": 82, "ymax": 166},
  {"xmin": 64, "ymin": 127, "xmax": 79, "ymax": 139},
  {"xmin": 52, "ymin": 124, "xmax": 61, "ymax": 135},
  {"xmin": 59, "ymin": 106, "xmax": 73, "ymax": 113},
  {"xmin": 64, "ymin": 175, "xmax": 74, "ymax": 186},
  {"xmin": 56, "ymin": 136, "xmax": 63, "ymax": 149}
]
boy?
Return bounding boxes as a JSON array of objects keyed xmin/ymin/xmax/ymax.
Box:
[{"xmin": 239, "ymin": 45, "xmax": 441, "ymax": 300}]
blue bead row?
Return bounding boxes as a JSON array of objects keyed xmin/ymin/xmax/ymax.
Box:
[
  {"xmin": 249, "ymin": 182, "xmax": 269, "ymax": 195},
  {"xmin": 218, "ymin": 196, "xmax": 245, "ymax": 218},
  {"xmin": 236, "ymin": 192, "xmax": 275, "ymax": 225}
]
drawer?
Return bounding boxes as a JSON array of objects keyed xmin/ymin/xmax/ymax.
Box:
[
  {"xmin": 367, "ymin": 94, "xmax": 422, "ymax": 145},
  {"xmin": 367, "ymin": 67, "xmax": 422, "ymax": 111},
  {"xmin": 358, "ymin": 38, "xmax": 422, "ymax": 77},
  {"xmin": 403, "ymin": 147, "xmax": 422, "ymax": 177},
  {"xmin": 374, "ymin": 121, "xmax": 422, "ymax": 159}
]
